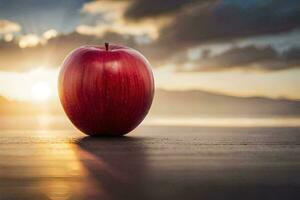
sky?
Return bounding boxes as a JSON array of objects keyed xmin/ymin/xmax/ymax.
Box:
[{"xmin": 0, "ymin": 0, "xmax": 299, "ymax": 102}]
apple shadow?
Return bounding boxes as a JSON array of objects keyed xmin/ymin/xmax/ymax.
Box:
[{"xmin": 75, "ymin": 135, "xmax": 150, "ymax": 200}]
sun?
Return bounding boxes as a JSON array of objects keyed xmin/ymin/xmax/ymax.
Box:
[{"xmin": 30, "ymin": 81, "xmax": 52, "ymax": 102}]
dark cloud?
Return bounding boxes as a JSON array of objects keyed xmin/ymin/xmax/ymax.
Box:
[
  {"xmin": 184, "ymin": 45, "xmax": 300, "ymax": 72},
  {"xmin": 0, "ymin": 32, "xmax": 300, "ymax": 72},
  {"xmin": 1, "ymin": 0, "xmax": 300, "ymax": 72},
  {"xmin": 0, "ymin": 30, "xmax": 299, "ymax": 73},
  {"xmin": 283, "ymin": 47, "xmax": 300, "ymax": 61},
  {"xmin": 124, "ymin": 0, "xmax": 209, "ymax": 19},
  {"xmin": 159, "ymin": 0, "xmax": 300, "ymax": 46},
  {"xmin": 112, "ymin": 0, "xmax": 300, "ymax": 62}
]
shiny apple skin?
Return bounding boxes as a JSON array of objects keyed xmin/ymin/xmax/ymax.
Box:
[{"xmin": 58, "ymin": 44, "xmax": 154, "ymax": 136}]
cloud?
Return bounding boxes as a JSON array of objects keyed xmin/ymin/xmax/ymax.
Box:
[
  {"xmin": 82, "ymin": 0, "xmax": 128, "ymax": 15},
  {"xmin": 0, "ymin": 31, "xmax": 300, "ymax": 72},
  {"xmin": 182, "ymin": 45, "xmax": 300, "ymax": 72},
  {"xmin": 18, "ymin": 34, "xmax": 40, "ymax": 48},
  {"xmin": 74, "ymin": 0, "xmax": 300, "ymax": 68},
  {"xmin": 159, "ymin": 0, "xmax": 300, "ymax": 46},
  {"xmin": 79, "ymin": 0, "xmax": 164, "ymax": 39},
  {"xmin": 1, "ymin": 0, "xmax": 300, "ymax": 73},
  {"xmin": 0, "ymin": 19, "xmax": 21, "ymax": 34},
  {"xmin": 124, "ymin": 0, "xmax": 209, "ymax": 19},
  {"xmin": 15, "ymin": 29, "xmax": 59, "ymax": 48},
  {"xmin": 0, "ymin": 31, "xmax": 138, "ymax": 71},
  {"xmin": 43, "ymin": 29, "xmax": 58, "ymax": 40},
  {"xmin": 80, "ymin": 0, "xmax": 300, "ymax": 61},
  {"xmin": 76, "ymin": 20, "xmax": 159, "ymax": 39},
  {"xmin": 108, "ymin": 0, "xmax": 300, "ymax": 46}
]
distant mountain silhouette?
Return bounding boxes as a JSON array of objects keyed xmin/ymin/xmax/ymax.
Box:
[
  {"xmin": 0, "ymin": 90, "xmax": 300, "ymax": 117},
  {"xmin": 150, "ymin": 90, "xmax": 300, "ymax": 117}
]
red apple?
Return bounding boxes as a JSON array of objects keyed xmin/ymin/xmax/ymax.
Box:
[{"xmin": 58, "ymin": 43, "xmax": 154, "ymax": 136}]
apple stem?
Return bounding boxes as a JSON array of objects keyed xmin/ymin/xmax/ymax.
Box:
[{"xmin": 105, "ymin": 42, "xmax": 109, "ymax": 51}]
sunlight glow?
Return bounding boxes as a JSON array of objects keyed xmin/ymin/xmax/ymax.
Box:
[
  {"xmin": 0, "ymin": 67, "xmax": 59, "ymax": 102},
  {"xmin": 30, "ymin": 81, "xmax": 52, "ymax": 102},
  {"xmin": 145, "ymin": 117, "xmax": 300, "ymax": 127}
]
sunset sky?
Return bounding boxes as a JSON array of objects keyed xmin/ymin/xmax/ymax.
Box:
[{"xmin": 0, "ymin": 0, "xmax": 300, "ymax": 102}]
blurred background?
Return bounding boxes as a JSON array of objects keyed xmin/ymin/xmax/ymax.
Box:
[{"xmin": 0, "ymin": 0, "xmax": 300, "ymax": 129}]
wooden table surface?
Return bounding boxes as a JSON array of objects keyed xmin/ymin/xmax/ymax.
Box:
[{"xmin": 0, "ymin": 125, "xmax": 300, "ymax": 200}]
